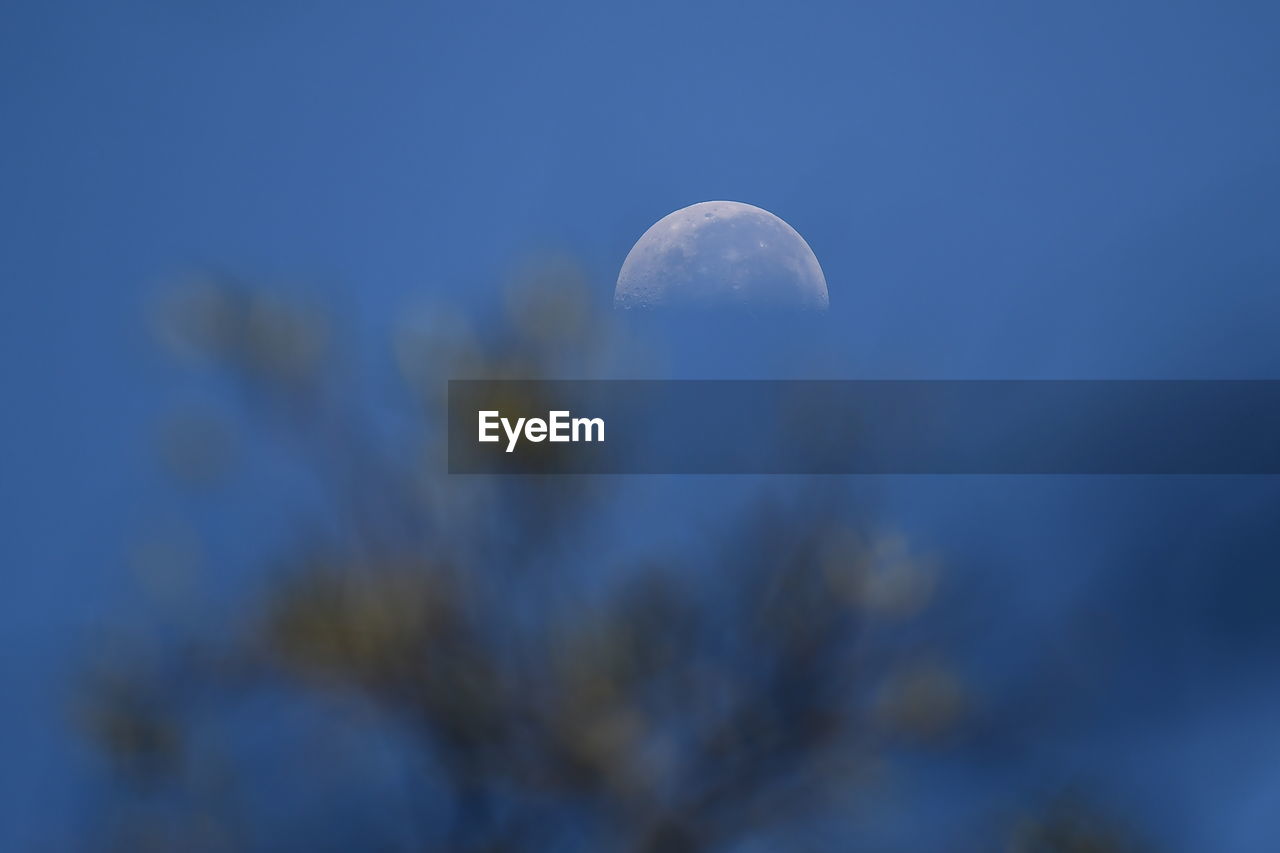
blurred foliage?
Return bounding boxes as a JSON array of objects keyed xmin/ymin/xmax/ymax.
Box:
[
  {"xmin": 76, "ymin": 264, "xmax": 1150, "ymax": 851},
  {"xmin": 1009, "ymin": 798, "xmax": 1149, "ymax": 853}
]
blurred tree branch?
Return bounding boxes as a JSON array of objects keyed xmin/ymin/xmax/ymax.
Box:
[{"xmin": 76, "ymin": 267, "xmax": 1149, "ymax": 852}]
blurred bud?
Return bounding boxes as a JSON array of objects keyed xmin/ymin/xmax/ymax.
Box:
[
  {"xmin": 151, "ymin": 276, "xmax": 240, "ymax": 362},
  {"xmin": 823, "ymin": 529, "xmax": 936, "ymax": 619},
  {"xmin": 241, "ymin": 292, "xmax": 328, "ymax": 384},
  {"xmin": 264, "ymin": 562, "xmax": 452, "ymax": 690},
  {"xmin": 152, "ymin": 276, "xmax": 328, "ymax": 387},
  {"xmin": 548, "ymin": 618, "xmax": 644, "ymax": 781},
  {"xmin": 875, "ymin": 660, "xmax": 966, "ymax": 740},
  {"xmin": 76, "ymin": 668, "xmax": 182, "ymax": 781},
  {"xmin": 1008, "ymin": 797, "xmax": 1144, "ymax": 853}
]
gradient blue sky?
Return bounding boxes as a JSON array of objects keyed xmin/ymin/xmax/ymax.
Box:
[{"xmin": 4, "ymin": 0, "xmax": 1280, "ymax": 848}]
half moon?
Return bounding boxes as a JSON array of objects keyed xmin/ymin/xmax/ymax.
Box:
[{"xmin": 615, "ymin": 201, "xmax": 828, "ymax": 311}]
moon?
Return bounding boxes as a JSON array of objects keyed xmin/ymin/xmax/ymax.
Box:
[{"xmin": 615, "ymin": 201, "xmax": 828, "ymax": 311}]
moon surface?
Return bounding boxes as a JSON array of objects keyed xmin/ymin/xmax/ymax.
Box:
[{"xmin": 615, "ymin": 201, "xmax": 828, "ymax": 311}]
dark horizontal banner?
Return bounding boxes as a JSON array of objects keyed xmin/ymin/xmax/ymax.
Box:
[{"xmin": 447, "ymin": 380, "xmax": 1280, "ymax": 474}]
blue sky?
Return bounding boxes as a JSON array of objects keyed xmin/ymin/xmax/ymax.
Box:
[{"xmin": 3, "ymin": 0, "xmax": 1280, "ymax": 847}]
